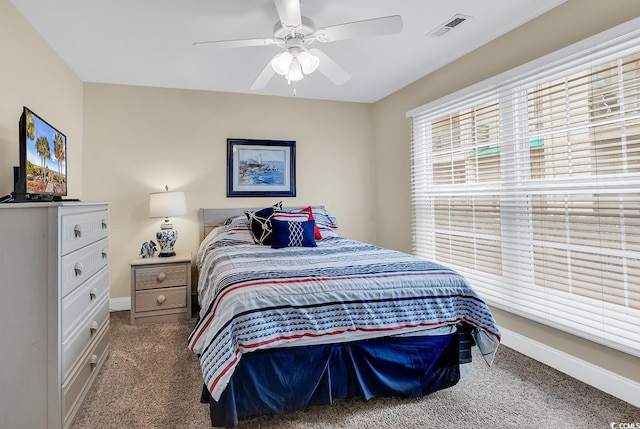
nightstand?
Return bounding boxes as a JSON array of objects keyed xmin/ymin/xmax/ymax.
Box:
[{"xmin": 130, "ymin": 251, "xmax": 192, "ymax": 325}]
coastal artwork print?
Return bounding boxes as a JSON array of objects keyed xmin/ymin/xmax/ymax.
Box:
[{"xmin": 227, "ymin": 139, "xmax": 296, "ymax": 197}]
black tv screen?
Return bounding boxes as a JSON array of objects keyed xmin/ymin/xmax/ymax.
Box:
[{"xmin": 20, "ymin": 106, "xmax": 67, "ymax": 197}]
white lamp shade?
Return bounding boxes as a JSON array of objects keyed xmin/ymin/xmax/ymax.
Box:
[
  {"xmin": 149, "ymin": 191, "xmax": 187, "ymax": 218},
  {"xmin": 298, "ymin": 51, "xmax": 320, "ymax": 74},
  {"xmin": 271, "ymin": 51, "xmax": 293, "ymax": 76},
  {"xmin": 286, "ymin": 58, "xmax": 304, "ymax": 82}
]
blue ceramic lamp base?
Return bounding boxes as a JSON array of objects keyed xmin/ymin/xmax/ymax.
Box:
[{"xmin": 156, "ymin": 219, "xmax": 178, "ymax": 257}]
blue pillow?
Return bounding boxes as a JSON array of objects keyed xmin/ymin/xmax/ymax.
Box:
[
  {"xmin": 271, "ymin": 219, "xmax": 317, "ymax": 249},
  {"xmin": 245, "ymin": 201, "xmax": 282, "ymax": 245}
]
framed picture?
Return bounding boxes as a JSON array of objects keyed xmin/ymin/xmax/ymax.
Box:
[{"xmin": 227, "ymin": 138, "xmax": 296, "ymax": 197}]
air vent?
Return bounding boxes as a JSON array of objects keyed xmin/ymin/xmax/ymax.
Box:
[
  {"xmin": 446, "ymin": 16, "xmax": 467, "ymax": 28},
  {"xmin": 427, "ymin": 14, "xmax": 472, "ymax": 38}
]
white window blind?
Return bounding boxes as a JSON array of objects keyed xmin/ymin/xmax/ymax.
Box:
[{"xmin": 408, "ymin": 19, "xmax": 640, "ymax": 357}]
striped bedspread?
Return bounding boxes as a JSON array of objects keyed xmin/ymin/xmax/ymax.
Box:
[{"xmin": 189, "ymin": 220, "xmax": 501, "ymax": 402}]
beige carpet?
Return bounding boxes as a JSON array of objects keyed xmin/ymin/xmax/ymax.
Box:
[{"xmin": 71, "ymin": 311, "xmax": 639, "ymax": 429}]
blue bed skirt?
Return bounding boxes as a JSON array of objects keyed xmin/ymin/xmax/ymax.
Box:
[{"xmin": 200, "ymin": 332, "xmax": 461, "ymax": 427}]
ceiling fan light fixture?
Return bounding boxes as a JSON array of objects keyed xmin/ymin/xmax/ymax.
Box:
[
  {"xmin": 298, "ymin": 50, "xmax": 320, "ymax": 74},
  {"xmin": 286, "ymin": 58, "xmax": 304, "ymax": 82},
  {"xmin": 195, "ymin": 2, "xmax": 403, "ymax": 92},
  {"xmin": 271, "ymin": 51, "xmax": 293, "ymax": 75}
]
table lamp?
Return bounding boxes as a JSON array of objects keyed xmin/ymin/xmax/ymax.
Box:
[{"xmin": 149, "ymin": 186, "xmax": 187, "ymax": 257}]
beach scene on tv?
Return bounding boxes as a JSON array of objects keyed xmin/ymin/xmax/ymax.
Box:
[
  {"xmin": 25, "ymin": 110, "xmax": 67, "ymax": 195},
  {"xmin": 238, "ymin": 147, "xmax": 285, "ymax": 185}
]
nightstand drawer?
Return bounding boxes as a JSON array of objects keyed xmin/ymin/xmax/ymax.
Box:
[
  {"xmin": 135, "ymin": 286, "xmax": 187, "ymax": 312},
  {"xmin": 134, "ymin": 263, "xmax": 187, "ymax": 290},
  {"xmin": 130, "ymin": 251, "xmax": 192, "ymax": 325}
]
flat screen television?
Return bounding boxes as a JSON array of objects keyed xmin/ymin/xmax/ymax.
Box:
[{"xmin": 13, "ymin": 106, "xmax": 67, "ymax": 202}]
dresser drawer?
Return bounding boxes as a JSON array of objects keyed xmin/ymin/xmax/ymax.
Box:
[
  {"xmin": 135, "ymin": 286, "xmax": 187, "ymax": 312},
  {"xmin": 61, "ymin": 296, "xmax": 110, "ymax": 380},
  {"xmin": 62, "ymin": 322, "xmax": 109, "ymax": 425},
  {"xmin": 61, "ymin": 267, "xmax": 109, "ymax": 342},
  {"xmin": 61, "ymin": 238, "xmax": 109, "ymax": 298},
  {"xmin": 61, "ymin": 209, "xmax": 109, "ymax": 256},
  {"xmin": 134, "ymin": 263, "xmax": 187, "ymax": 291}
]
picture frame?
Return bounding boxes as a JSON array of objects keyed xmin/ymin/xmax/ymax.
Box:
[{"xmin": 227, "ymin": 138, "xmax": 296, "ymax": 197}]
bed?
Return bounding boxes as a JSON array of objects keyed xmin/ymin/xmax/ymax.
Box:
[{"xmin": 189, "ymin": 205, "xmax": 500, "ymax": 428}]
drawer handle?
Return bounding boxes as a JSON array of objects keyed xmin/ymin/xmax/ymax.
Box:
[
  {"xmin": 157, "ymin": 272, "xmax": 166, "ymax": 282},
  {"xmin": 157, "ymin": 294, "xmax": 166, "ymax": 305},
  {"xmin": 74, "ymin": 224, "xmax": 82, "ymax": 238},
  {"xmin": 89, "ymin": 287, "xmax": 98, "ymax": 300},
  {"xmin": 102, "ymin": 249, "xmax": 108, "ymax": 259},
  {"xmin": 101, "ymin": 219, "xmax": 108, "ymax": 229},
  {"xmin": 90, "ymin": 320, "xmax": 99, "ymax": 335},
  {"xmin": 90, "ymin": 354, "xmax": 98, "ymax": 367},
  {"xmin": 74, "ymin": 263, "xmax": 83, "ymax": 277}
]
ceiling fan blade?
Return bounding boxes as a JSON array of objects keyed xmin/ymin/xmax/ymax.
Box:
[
  {"xmin": 273, "ymin": 0, "xmax": 302, "ymax": 28},
  {"xmin": 250, "ymin": 61, "xmax": 276, "ymax": 90},
  {"xmin": 192, "ymin": 38, "xmax": 275, "ymax": 49},
  {"xmin": 315, "ymin": 15, "xmax": 403, "ymax": 42},
  {"xmin": 309, "ymin": 48, "xmax": 351, "ymax": 86}
]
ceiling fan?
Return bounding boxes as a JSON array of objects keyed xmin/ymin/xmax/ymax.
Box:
[{"xmin": 193, "ymin": 0, "xmax": 403, "ymax": 90}]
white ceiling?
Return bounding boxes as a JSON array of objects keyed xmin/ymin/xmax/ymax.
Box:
[{"xmin": 11, "ymin": 0, "xmax": 566, "ymax": 103}]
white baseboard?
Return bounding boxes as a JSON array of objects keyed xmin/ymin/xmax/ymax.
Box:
[
  {"xmin": 500, "ymin": 327, "xmax": 640, "ymax": 408},
  {"xmin": 109, "ymin": 297, "xmax": 131, "ymax": 312}
]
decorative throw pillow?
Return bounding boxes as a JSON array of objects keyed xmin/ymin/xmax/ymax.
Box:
[
  {"xmin": 245, "ymin": 201, "xmax": 282, "ymax": 245},
  {"xmin": 271, "ymin": 218, "xmax": 317, "ymax": 249},
  {"xmin": 310, "ymin": 207, "xmax": 338, "ymax": 230},
  {"xmin": 293, "ymin": 206, "xmax": 323, "ymax": 239},
  {"xmin": 274, "ymin": 210, "xmax": 323, "ymax": 239}
]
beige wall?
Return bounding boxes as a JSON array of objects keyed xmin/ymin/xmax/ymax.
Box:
[
  {"xmin": 82, "ymin": 83, "xmax": 375, "ymax": 300},
  {"xmin": 372, "ymin": 0, "xmax": 640, "ymax": 383},
  {"xmin": 0, "ymin": 0, "xmax": 83, "ymax": 199}
]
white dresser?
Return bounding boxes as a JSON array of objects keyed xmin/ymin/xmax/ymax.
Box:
[{"xmin": 0, "ymin": 202, "xmax": 110, "ymax": 429}]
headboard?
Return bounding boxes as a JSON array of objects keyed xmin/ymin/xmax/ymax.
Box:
[{"xmin": 199, "ymin": 206, "xmax": 324, "ymax": 242}]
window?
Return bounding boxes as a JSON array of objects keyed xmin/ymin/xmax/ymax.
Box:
[{"xmin": 408, "ymin": 19, "xmax": 640, "ymax": 357}]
